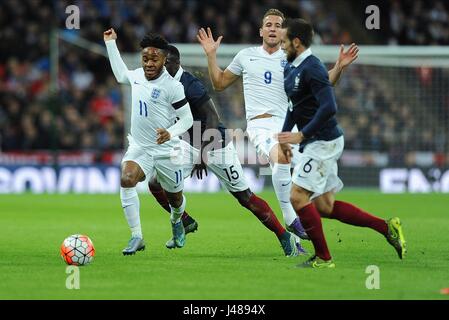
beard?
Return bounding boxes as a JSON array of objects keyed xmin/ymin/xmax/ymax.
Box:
[{"xmin": 286, "ymin": 50, "xmax": 297, "ymax": 63}]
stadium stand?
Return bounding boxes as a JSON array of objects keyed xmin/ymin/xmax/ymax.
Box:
[{"xmin": 1, "ymin": 0, "xmax": 448, "ymax": 169}]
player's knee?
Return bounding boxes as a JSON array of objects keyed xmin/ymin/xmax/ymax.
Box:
[
  {"xmin": 289, "ymin": 195, "xmax": 301, "ymax": 211},
  {"xmin": 314, "ymin": 197, "xmax": 335, "ymax": 217},
  {"xmin": 166, "ymin": 192, "xmax": 183, "ymax": 208},
  {"xmin": 235, "ymin": 193, "xmax": 251, "ymax": 209},
  {"xmin": 270, "ymin": 145, "xmax": 290, "ymax": 165},
  {"xmin": 148, "ymin": 177, "xmax": 162, "ymax": 193},
  {"xmin": 237, "ymin": 196, "xmax": 250, "ymax": 209},
  {"xmin": 170, "ymin": 198, "xmax": 183, "ymax": 208},
  {"xmin": 120, "ymin": 173, "xmax": 137, "ymax": 188},
  {"xmin": 316, "ymin": 202, "xmax": 333, "ymax": 217},
  {"xmin": 290, "ymin": 188, "xmax": 309, "ymax": 212},
  {"xmin": 275, "ymin": 156, "xmax": 289, "ymax": 165},
  {"xmin": 274, "ymin": 151, "xmax": 289, "ymax": 165}
]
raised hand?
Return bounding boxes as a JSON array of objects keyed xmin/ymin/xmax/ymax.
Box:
[
  {"xmin": 337, "ymin": 43, "xmax": 359, "ymax": 69},
  {"xmin": 103, "ymin": 28, "xmax": 117, "ymax": 42},
  {"xmin": 191, "ymin": 162, "xmax": 208, "ymax": 180},
  {"xmin": 196, "ymin": 27, "xmax": 223, "ymax": 56},
  {"xmin": 191, "ymin": 149, "xmax": 209, "ymax": 180}
]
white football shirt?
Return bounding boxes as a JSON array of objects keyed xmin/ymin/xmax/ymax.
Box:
[
  {"xmin": 127, "ymin": 67, "xmax": 186, "ymax": 155},
  {"xmin": 226, "ymin": 46, "xmax": 289, "ymax": 121}
]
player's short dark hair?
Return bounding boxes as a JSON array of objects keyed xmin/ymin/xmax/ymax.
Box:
[
  {"xmin": 262, "ymin": 8, "xmax": 285, "ymax": 24},
  {"xmin": 166, "ymin": 44, "xmax": 180, "ymax": 63},
  {"xmin": 140, "ymin": 32, "xmax": 169, "ymax": 53},
  {"xmin": 282, "ymin": 18, "xmax": 314, "ymax": 48}
]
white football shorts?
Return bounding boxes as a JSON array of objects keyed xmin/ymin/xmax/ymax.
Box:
[
  {"xmin": 122, "ymin": 135, "xmax": 184, "ymax": 193},
  {"xmin": 246, "ymin": 116, "xmax": 300, "ymax": 167},
  {"xmin": 179, "ymin": 139, "xmax": 249, "ymax": 192},
  {"xmin": 291, "ymin": 136, "xmax": 344, "ymax": 200}
]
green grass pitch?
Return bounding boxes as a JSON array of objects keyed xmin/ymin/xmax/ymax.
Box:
[{"xmin": 1, "ymin": 191, "xmax": 448, "ymax": 300}]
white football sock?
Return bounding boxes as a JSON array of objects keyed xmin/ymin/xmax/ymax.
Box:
[
  {"xmin": 271, "ymin": 163, "xmax": 297, "ymax": 226},
  {"xmin": 120, "ymin": 187, "xmax": 142, "ymax": 238},
  {"xmin": 170, "ymin": 195, "xmax": 186, "ymax": 223}
]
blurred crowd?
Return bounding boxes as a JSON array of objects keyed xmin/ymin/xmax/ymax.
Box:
[
  {"xmin": 54, "ymin": 0, "xmax": 350, "ymax": 48},
  {"xmin": 1, "ymin": 0, "xmax": 448, "ymax": 162},
  {"xmin": 185, "ymin": 62, "xmax": 449, "ymax": 164},
  {"xmin": 334, "ymin": 65, "xmax": 449, "ymax": 161},
  {"xmin": 386, "ymin": 0, "xmax": 449, "ymax": 45},
  {"xmin": 0, "ymin": 0, "xmax": 349, "ymax": 152}
]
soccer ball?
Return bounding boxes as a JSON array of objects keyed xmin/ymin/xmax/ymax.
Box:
[{"xmin": 60, "ymin": 234, "xmax": 95, "ymax": 266}]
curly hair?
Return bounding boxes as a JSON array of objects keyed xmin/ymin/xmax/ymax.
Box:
[{"xmin": 140, "ymin": 32, "xmax": 169, "ymax": 52}]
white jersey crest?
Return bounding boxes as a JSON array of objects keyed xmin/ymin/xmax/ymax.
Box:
[{"xmin": 226, "ymin": 46, "xmax": 289, "ymax": 120}]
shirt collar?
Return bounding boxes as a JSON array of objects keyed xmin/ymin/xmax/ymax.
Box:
[
  {"xmin": 259, "ymin": 46, "xmax": 283, "ymax": 56},
  {"xmin": 173, "ymin": 66, "xmax": 184, "ymax": 81},
  {"xmin": 291, "ymin": 48, "xmax": 312, "ymax": 67}
]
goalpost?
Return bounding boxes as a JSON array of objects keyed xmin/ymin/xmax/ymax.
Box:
[{"xmin": 123, "ymin": 45, "xmax": 449, "ymax": 192}]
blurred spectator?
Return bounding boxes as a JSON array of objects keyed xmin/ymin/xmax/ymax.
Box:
[
  {"xmin": 0, "ymin": 0, "xmax": 448, "ymax": 166},
  {"xmin": 386, "ymin": 0, "xmax": 449, "ymax": 45},
  {"xmin": 89, "ymin": 86, "xmax": 117, "ymax": 125}
]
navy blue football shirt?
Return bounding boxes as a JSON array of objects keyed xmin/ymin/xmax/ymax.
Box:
[
  {"xmin": 175, "ymin": 68, "xmax": 227, "ymax": 146},
  {"xmin": 282, "ymin": 49, "xmax": 343, "ymax": 149}
]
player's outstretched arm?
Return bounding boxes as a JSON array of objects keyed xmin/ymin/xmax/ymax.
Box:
[
  {"xmin": 328, "ymin": 43, "xmax": 359, "ymax": 86},
  {"xmin": 156, "ymin": 104, "xmax": 193, "ymax": 145},
  {"xmin": 104, "ymin": 28, "xmax": 130, "ymax": 85},
  {"xmin": 197, "ymin": 27, "xmax": 239, "ymax": 91}
]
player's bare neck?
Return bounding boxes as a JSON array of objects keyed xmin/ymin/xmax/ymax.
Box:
[
  {"xmin": 145, "ymin": 71, "xmax": 163, "ymax": 81},
  {"xmin": 262, "ymin": 44, "xmax": 280, "ymax": 55}
]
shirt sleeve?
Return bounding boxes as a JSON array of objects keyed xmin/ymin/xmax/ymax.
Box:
[
  {"xmin": 167, "ymin": 103, "xmax": 193, "ymax": 138},
  {"xmin": 301, "ymin": 63, "xmax": 337, "ymax": 138},
  {"xmin": 105, "ymin": 40, "xmax": 131, "ymax": 85},
  {"xmin": 226, "ymin": 50, "xmax": 244, "ymax": 76},
  {"xmin": 281, "ymin": 107, "xmax": 296, "ymax": 132},
  {"xmin": 171, "ymin": 81, "xmax": 189, "ymax": 110},
  {"xmin": 185, "ymin": 79, "xmax": 210, "ymax": 109},
  {"xmin": 306, "ymin": 63, "xmax": 332, "ymax": 94}
]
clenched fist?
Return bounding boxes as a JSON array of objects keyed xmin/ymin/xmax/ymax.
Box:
[{"xmin": 103, "ymin": 28, "xmax": 117, "ymax": 42}]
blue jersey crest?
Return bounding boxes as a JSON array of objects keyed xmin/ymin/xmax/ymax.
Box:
[{"xmin": 151, "ymin": 88, "xmax": 161, "ymax": 99}]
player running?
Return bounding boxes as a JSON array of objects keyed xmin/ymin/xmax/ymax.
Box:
[
  {"xmin": 104, "ymin": 29, "xmax": 194, "ymax": 255},
  {"xmin": 148, "ymin": 44, "xmax": 303, "ymax": 256},
  {"xmin": 197, "ymin": 9, "xmax": 358, "ymax": 241},
  {"xmin": 277, "ymin": 18, "xmax": 406, "ymax": 268}
]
